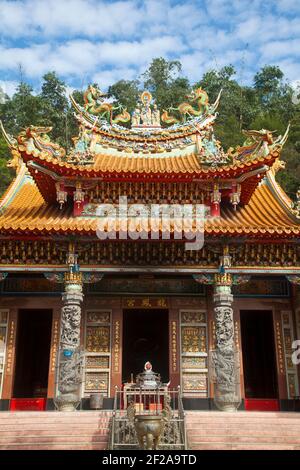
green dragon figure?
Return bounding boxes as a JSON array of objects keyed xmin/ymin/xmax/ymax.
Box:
[
  {"xmin": 161, "ymin": 87, "xmax": 209, "ymax": 124},
  {"xmin": 83, "ymin": 85, "xmax": 130, "ymax": 124}
]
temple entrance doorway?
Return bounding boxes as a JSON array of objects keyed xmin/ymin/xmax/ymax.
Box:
[
  {"xmin": 240, "ymin": 310, "xmax": 279, "ymax": 410},
  {"xmin": 122, "ymin": 309, "xmax": 169, "ymax": 383},
  {"xmin": 13, "ymin": 309, "xmax": 52, "ymax": 399}
]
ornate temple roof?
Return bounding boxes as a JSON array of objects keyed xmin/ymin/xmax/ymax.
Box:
[
  {"xmin": 0, "ymin": 86, "xmax": 290, "ymax": 207},
  {"xmin": 0, "ymin": 162, "xmax": 299, "ymax": 239},
  {"xmin": 0, "ymin": 84, "xmax": 298, "ymax": 241}
]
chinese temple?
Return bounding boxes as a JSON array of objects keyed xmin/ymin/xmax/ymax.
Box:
[{"xmin": 0, "ymin": 83, "xmax": 300, "ymax": 415}]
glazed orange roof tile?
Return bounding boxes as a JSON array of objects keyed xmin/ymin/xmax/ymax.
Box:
[{"xmin": 0, "ymin": 164, "xmax": 299, "ymax": 239}]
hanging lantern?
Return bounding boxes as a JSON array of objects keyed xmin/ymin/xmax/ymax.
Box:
[
  {"xmin": 55, "ymin": 182, "xmax": 68, "ymax": 209},
  {"xmin": 230, "ymin": 183, "xmax": 241, "ymax": 210},
  {"xmin": 219, "ymin": 245, "xmax": 232, "ymax": 269},
  {"xmin": 74, "ymin": 182, "xmax": 85, "ymax": 207},
  {"xmin": 211, "ymin": 183, "xmax": 221, "ymax": 204},
  {"xmin": 210, "ymin": 183, "xmax": 221, "ymax": 217},
  {"xmin": 66, "ymin": 251, "xmax": 78, "ymax": 269}
]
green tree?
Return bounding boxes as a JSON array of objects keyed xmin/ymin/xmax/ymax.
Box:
[
  {"xmin": 254, "ymin": 65, "xmax": 294, "ymax": 121},
  {"xmin": 0, "ymin": 136, "xmax": 14, "ymax": 195},
  {"xmin": 67, "ymin": 89, "xmax": 83, "ymax": 142},
  {"xmin": 39, "ymin": 72, "xmax": 70, "ymax": 148},
  {"xmin": 142, "ymin": 58, "xmax": 191, "ymax": 110},
  {"xmin": 197, "ymin": 66, "xmax": 258, "ymax": 148},
  {"xmin": 108, "ymin": 79, "xmax": 140, "ymax": 114},
  {"xmin": 1, "ymin": 82, "xmax": 45, "ymax": 134}
]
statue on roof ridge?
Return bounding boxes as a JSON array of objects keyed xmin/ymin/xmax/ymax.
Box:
[
  {"xmin": 131, "ymin": 91, "xmax": 161, "ymax": 128},
  {"xmin": 83, "ymin": 84, "xmax": 130, "ymax": 125}
]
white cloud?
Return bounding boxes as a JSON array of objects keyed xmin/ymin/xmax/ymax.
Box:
[
  {"xmin": 275, "ymin": 0, "xmax": 300, "ymax": 13},
  {"xmin": 236, "ymin": 14, "xmax": 300, "ymax": 43},
  {"xmin": 274, "ymin": 59, "xmax": 300, "ymax": 82},
  {"xmin": 92, "ymin": 68, "xmax": 137, "ymax": 90},
  {"xmin": 0, "ymin": 0, "xmax": 144, "ymax": 38},
  {"xmin": 0, "ymin": 80, "xmax": 19, "ymax": 97},
  {"xmin": 0, "ymin": 35, "xmax": 186, "ymax": 79},
  {"xmin": 0, "ymin": 0, "xmax": 300, "ymax": 89},
  {"xmin": 261, "ymin": 39, "xmax": 300, "ymax": 60},
  {"xmin": 0, "ymin": 0, "xmax": 206, "ymax": 39}
]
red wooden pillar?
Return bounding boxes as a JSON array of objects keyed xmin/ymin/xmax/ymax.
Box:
[
  {"xmin": 2, "ymin": 308, "xmax": 18, "ymax": 399},
  {"xmin": 206, "ymin": 286, "xmax": 215, "ymax": 398},
  {"xmin": 273, "ymin": 308, "xmax": 288, "ymax": 400},
  {"xmin": 168, "ymin": 309, "xmax": 180, "ymax": 389},
  {"xmin": 47, "ymin": 308, "xmax": 61, "ymax": 398},
  {"xmin": 111, "ymin": 308, "xmax": 123, "ymax": 396},
  {"xmin": 233, "ymin": 307, "xmax": 245, "ymax": 400}
]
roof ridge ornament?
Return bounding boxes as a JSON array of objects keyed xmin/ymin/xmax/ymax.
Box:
[
  {"xmin": 230, "ymin": 124, "xmax": 290, "ymax": 162},
  {"xmin": 0, "ymin": 120, "xmax": 22, "ymax": 172},
  {"xmin": 82, "ymin": 84, "xmax": 130, "ymax": 125},
  {"xmin": 161, "ymin": 87, "xmax": 222, "ymax": 125},
  {"xmin": 131, "ymin": 91, "xmax": 161, "ymax": 129}
]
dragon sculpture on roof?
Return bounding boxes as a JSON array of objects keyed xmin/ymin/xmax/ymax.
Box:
[
  {"xmin": 161, "ymin": 88, "xmax": 222, "ymax": 124},
  {"xmin": 229, "ymin": 125, "xmax": 290, "ymax": 161},
  {"xmin": 83, "ymin": 85, "xmax": 130, "ymax": 124}
]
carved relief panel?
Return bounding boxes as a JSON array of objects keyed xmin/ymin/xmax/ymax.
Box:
[
  {"xmin": 180, "ymin": 310, "xmax": 208, "ymax": 396},
  {"xmin": 84, "ymin": 310, "xmax": 111, "ymax": 397},
  {"xmin": 0, "ymin": 309, "xmax": 9, "ymax": 398}
]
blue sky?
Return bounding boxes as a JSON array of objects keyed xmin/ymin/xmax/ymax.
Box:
[{"xmin": 0, "ymin": 0, "xmax": 300, "ymax": 96}]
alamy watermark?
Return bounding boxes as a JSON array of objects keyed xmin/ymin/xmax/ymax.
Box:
[
  {"xmin": 292, "ymin": 340, "xmax": 300, "ymax": 365},
  {"xmin": 95, "ymin": 196, "xmax": 205, "ymax": 250}
]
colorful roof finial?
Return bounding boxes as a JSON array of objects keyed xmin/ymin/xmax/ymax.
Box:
[{"xmin": 131, "ymin": 91, "xmax": 161, "ymax": 129}]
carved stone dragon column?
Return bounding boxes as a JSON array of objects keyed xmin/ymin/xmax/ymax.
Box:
[
  {"xmin": 45, "ymin": 248, "xmax": 103, "ymax": 411},
  {"xmin": 54, "ymin": 270, "xmax": 84, "ymax": 411},
  {"xmin": 212, "ymin": 273, "xmax": 241, "ymax": 412}
]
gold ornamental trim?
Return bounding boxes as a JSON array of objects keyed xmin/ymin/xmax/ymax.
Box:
[
  {"xmin": 214, "ymin": 273, "xmax": 232, "ymax": 286},
  {"xmin": 64, "ymin": 271, "xmax": 83, "ymax": 284}
]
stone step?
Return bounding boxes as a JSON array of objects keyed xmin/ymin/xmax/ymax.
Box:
[
  {"xmin": 0, "ymin": 435, "xmax": 108, "ymax": 444},
  {"xmin": 189, "ymin": 442, "xmax": 298, "ymax": 451},
  {"xmin": 0, "ymin": 443, "xmax": 108, "ymax": 450},
  {"xmin": 1, "ymin": 411, "xmax": 112, "ymax": 419},
  {"xmin": 0, "ymin": 424, "xmax": 109, "ymax": 437},
  {"xmin": 188, "ymin": 434, "xmax": 300, "ymax": 444},
  {"xmin": 186, "ymin": 415, "xmax": 300, "ymax": 420},
  {"xmin": 0, "ymin": 411, "xmax": 112, "ymax": 450},
  {"xmin": 0, "ymin": 413, "xmax": 112, "ymax": 420},
  {"xmin": 0, "ymin": 430, "xmax": 109, "ymax": 438},
  {"xmin": 186, "ymin": 411, "xmax": 296, "ymax": 416},
  {"xmin": 186, "ymin": 418, "xmax": 300, "ymax": 426},
  {"xmin": 0, "ymin": 420, "xmax": 111, "ymax": 427},
  {"xmin": 186, "ymin": 421, "xmax": 300, "ymax": 430},
  {"xmin": 186, "ymin": 411, "xmax": 300, "ymax": 451},
  {"xmin": 186, "ymin": 428, "xmax": 300, "ymax": 437},
  {"xmin": 0, "ymin": 410, "xmax": 112, "ymax": 415}
]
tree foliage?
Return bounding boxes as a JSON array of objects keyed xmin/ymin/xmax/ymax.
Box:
[
  {"xmin": 108, "ymin": 79, "xmax": 140, "ymax": 114},
  {"xmin": 0, "ymin": 59, "xmax": 299, "ymax": 199},
  {"xmin": 142, "ymin": 58, "xmax": 191, "ymax": 110}
]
